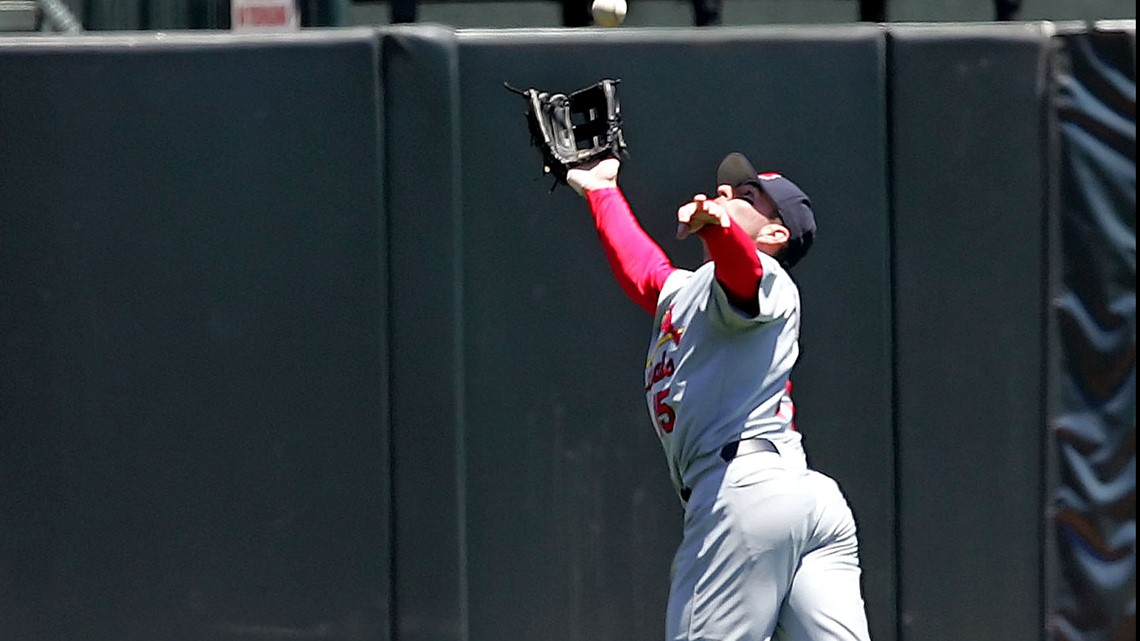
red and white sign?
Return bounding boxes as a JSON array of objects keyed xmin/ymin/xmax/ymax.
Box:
[{"xmin": 231, "ymin": 0, "xmax": 299, "ymax": 31}]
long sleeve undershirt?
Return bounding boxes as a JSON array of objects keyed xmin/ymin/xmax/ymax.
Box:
[
  {"xmin": 696, "ymin": 219, "xmax": 765, "ymax": 316},
  {"xmin": 585, "ymin": 187, "xmax": 765, "ymax": 317},
  {"xmin": 586, "ymin": 188, "xmax": 674, "ymax": 316}
]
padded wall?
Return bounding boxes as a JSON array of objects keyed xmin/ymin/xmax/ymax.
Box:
[
  {"xmin": 0, "ymin": 31, "xmax": 389, "ymax": 641},
  {"xmin": 381, "ymin": 25, "xmax": 467, "ymax": 641},
  {"xmin": 889, "ymin": 23, "xmax": 1053, "ymax": 641},
  {"xmin": 0, "ymin": 20, "xmax": 1099, "ymax": 641},
  {"xmin": 454, "ymin": 26, "xmax": 895, "ymax": 641}
]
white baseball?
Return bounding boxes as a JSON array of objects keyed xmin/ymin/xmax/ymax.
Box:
[{"xmin": 591, "ymin": 0, "xmax": 627, "ymax": 27}]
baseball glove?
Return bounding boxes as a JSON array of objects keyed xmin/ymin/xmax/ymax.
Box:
[{"xmin": 504, "ymin": 78, "xmax": 628, "ymax": 189}]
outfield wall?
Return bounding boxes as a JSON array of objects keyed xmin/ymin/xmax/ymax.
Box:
[{"xmin": 1, "ymin": 22, "xmax": 1133, "ymax": 641}]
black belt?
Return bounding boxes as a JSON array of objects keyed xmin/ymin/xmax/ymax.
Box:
[
  {"xmin": 679, "ymin": 438, "xmax": 779, "ymax": 502},
  {"xmin": 720, "ymin": 437, "xmax": 778, "ymax": 462}
]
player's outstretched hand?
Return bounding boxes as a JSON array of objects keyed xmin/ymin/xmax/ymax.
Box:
[
  {"xmin": 567, "ymin": 157, "xmax": 621, "ymax": 197},
  {"xmin": 676, "ymin": 194, "xmax": 730, "ymax": 239}
]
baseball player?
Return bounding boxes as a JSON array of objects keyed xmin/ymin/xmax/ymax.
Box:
[{"xmin": 565, "ymin": 154, "xmax": 872, "ymax": 641}]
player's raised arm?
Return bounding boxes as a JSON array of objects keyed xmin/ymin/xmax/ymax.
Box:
[{"xmin": 568, "ymin": 159, "xmax": 676, "ymax": 316}]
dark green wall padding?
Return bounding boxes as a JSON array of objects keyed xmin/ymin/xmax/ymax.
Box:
[
  {"xmin": 890, "ymin": 24, "xmax": 1053, "ymax": 641},
  {"xmin": 0, "ymin": 30, "xmax": 390, "ymax": 641},
  {"xmin": 0, "ymin": 22, "xmax": 1069, "ymax": 641}
]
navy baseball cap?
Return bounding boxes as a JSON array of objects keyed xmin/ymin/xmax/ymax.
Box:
[{"xmin": 716, "ymin": 152, "xmax": 816, "ymax": 269}]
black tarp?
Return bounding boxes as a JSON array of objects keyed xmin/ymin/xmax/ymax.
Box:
[{"xmin": 1049, "ymin": 22, "xmax": 1136, "ymax": 641}]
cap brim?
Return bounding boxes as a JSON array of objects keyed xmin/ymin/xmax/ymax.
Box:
[{"xmin": 716, "ymin": 152, "xmax": 759, "ymax": 187}]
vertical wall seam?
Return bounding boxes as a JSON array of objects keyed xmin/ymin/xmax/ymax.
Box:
[
  {"xmin": 449, "ymin": 33, "xmax": 471, "ymax": 641},
  {"xmin": 882, "ymin": 23, "xmax": 904, "ymax": 641},
  {"xmin": 1037, "ymin": 27, "xmax": 1065, "ymax": 641},
  {"xmin": 379, "ymin": 31, "xmax": 401, "ymax": 641}
]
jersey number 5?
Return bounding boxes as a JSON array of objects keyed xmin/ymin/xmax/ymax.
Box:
[{"xmin": 653, "ymin": 389, "xmax": 675, "ymax": 433}]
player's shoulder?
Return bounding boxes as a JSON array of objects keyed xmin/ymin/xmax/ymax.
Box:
[
  {"xmin": 661, "ymin": 266, "xmax": 698, "ymax": 298},
  {"xmin": 758, "ymin": 252, "xmax": 790, "ymax": 279},
  {"xmin": 759, "ymin": 253, "xmax": 800, "ymax": 294}
]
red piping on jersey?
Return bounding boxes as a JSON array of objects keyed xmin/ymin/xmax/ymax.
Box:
[
  {"xmin": 784, "ymin": 380, "xmax": 797, "ymax": 431},
  {"xmin": 586, "ymin": 188, "xmax": 676, "ymax": 316}
]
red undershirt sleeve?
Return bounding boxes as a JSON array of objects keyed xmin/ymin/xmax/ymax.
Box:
[
  {"xmin": 696, "ymin": 221, "xmax": 764, "ymax": 314},
  {"xmin": 585, "ymin": 188, "xmax": 676, "ymax": 316}
]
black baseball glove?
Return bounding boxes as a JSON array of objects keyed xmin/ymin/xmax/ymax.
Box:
[{"xmin": 504, "ymin": 78, "xmax": 628, "ymax": 189}]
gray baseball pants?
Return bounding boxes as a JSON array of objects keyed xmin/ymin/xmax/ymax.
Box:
[{"xmin": 666, "ymin": 449, "xmax": 872, "ymax": 641}]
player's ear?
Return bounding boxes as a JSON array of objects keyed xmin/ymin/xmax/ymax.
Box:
[
  {"xmin": 716, "ymin": 184, "xmax": 734, "ymax": 199},
  {"xmin": 755, "ymin": 222, "xmax": 790, "ymax": 247}
]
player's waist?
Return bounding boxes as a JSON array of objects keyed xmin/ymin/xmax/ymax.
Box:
[{"xmin": 677, "ymin": 436, "xmax": 780, "ymax": 503}]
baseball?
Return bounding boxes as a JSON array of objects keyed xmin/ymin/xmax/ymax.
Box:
[{"xmin": 591, "ymin": 0, "xmax": 627, "ymax": 27}]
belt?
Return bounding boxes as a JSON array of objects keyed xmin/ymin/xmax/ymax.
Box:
[
  {"xmin": 679, "ymin": 438, "xmax": 779, "ymax": 502},
  {"xmin": 720, "ymin": 437, "xmax": 778, "ymax": 462}
]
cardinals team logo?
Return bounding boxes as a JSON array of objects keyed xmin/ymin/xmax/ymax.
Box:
[
  {"xmin": 646, "ymin": 306, "xmax": 685, "ymax": 372},
  {"xmin": 658, "ymin": 307, "xmax": 684, "ymax": 347}
]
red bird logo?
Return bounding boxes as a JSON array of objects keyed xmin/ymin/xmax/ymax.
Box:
[{"xmin": 659, "ymin": 307, "xmax": 684, "ymax": 346}]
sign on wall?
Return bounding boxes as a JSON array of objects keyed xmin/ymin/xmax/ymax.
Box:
[{"xmin": 231, "ymin": 0, "xmax": 299, "ymax": 30}]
